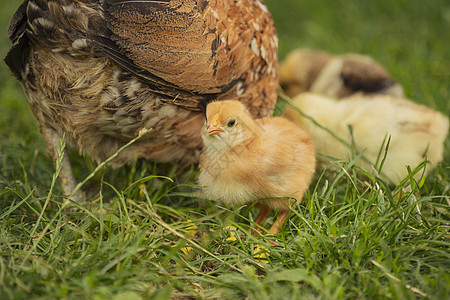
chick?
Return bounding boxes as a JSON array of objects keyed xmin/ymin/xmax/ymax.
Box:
[
  {"xmin": 199, "ymin": 100, "xmax": 316, "ymax": 234},
  {"xmin": 283, "ymin": 93, "xmax": 449, "ymax": 184},
  {"xmin": 279, "ymin": 49, "xmax": 404, "ymax": 99}
]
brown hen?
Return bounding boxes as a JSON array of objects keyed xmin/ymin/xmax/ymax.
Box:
[{"xmin": 5, "ymin": 0, "xmax": 278, "ymax": 200}]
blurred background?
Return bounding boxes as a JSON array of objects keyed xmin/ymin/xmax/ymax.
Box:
[{"xmin": 265, "ymin": 0, "xmax": 449, "ymax": 112}]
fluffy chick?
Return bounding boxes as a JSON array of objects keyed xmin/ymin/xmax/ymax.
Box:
[
  {"xmin": 283, "ymin": 93, "xmax": 449, "ymax": 184},
  {"xmin": 199, "ymin": 100, "xmax": 316, "ymax": 234},
  {"xmin": 279, "ymin": 49, "xmax": 404, "ymax": 99}
]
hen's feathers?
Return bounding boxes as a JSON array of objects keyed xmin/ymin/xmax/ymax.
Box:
[
  {"xmin": 8, "ymin": 0, "xmax": 278, "ymax": 113},
  {"xmin": 5, "ymin": 0, "xmax": 277, "ymax": 163}
]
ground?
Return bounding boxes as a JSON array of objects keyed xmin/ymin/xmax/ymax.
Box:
[{"xmin": 0, "ymin": 0, "xmax": 449, "ymax": 299}]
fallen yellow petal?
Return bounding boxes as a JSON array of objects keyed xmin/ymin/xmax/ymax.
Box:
[
  {"xmin": 254, "ymin": 244, "xmax": 269, "ymax": 260},
  {"xmin": 186, "ymin": 219, "xmax": 198, "ymax": 231},
  {"xmin": 224, "ymin": 225, "xmax": 237, "ymax": 231},
  {"xmin": 180, "ymin": 247, "xmax": 193, "ymax": 255},
  {"xmin": 139, "ymin": 184, "xmax": 146, "ymax": 198},
  {"xmin": 185, "ymin": 219, "xmax": 198, "ymax": 237},
  {"xmin": 224, "ymin": 225, "xmax": 238, "ymax": 242}
]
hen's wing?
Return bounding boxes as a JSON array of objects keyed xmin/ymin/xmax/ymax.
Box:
[{"xmin": 92, "ymin": 0, "xmax": 276, "ymax": 110}]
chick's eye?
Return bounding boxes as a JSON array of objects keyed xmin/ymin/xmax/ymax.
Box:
[{"xmin": 227, "ymin": 119, "xmax": 236, "ymax": 127}]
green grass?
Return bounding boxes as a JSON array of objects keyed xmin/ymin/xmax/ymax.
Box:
[{"xmin": 0, "ymin": 0, "xmax": 449, "ymax": 299}]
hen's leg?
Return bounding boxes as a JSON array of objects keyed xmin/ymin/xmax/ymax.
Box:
[{"xmin": 42, "ymin": 126, "xmax": 83, "ymax": 202}]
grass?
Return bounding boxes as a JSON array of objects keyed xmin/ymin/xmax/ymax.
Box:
[{"xmin": 0, "ymin": 0, "xmax": 449, "ymax": 299}]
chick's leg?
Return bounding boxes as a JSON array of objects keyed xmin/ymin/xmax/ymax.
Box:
[
  {"xmin": 43, "ymin": 127, "xmax": 83, "ymax": 202},
  {"xmin": 268, "ymin": 211, "xmax": 289, "ymax": 235},
  {"xmin": 251, "ymin": 206, "xmax": 272, "ymax": 233}
]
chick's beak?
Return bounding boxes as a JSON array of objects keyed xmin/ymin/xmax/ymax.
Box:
[{"xmin": 206, "ymin": 113, "xmax": 224, "ymax": 135}]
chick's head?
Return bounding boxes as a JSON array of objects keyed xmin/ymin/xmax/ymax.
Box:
[{"xmin": 202, "ymin": 100, "xmax": 263, "ymax": 153}]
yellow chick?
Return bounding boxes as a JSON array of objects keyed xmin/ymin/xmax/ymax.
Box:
[
  {"xmin": 279, "ymin": 49, "xmax": 404, "ymax": 99},
  {"xmin": 199, "ymin": 100, "xmax": 316, "ymax": 234},
  {"xmin": 283, "ymin": 93, "xmax": 449, "ymax": 184}
]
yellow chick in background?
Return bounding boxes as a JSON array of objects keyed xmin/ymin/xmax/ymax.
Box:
[
  {"xmin": 283, "ymin": 93, "xmax": 449, "ymax": 184},
  {"xmin": 279, "ymin": 49, "xmax": 404, "ymax": 99},
  {"xmin": 199, "ymin": 100, "xmax": 316, "ymax": 234}
]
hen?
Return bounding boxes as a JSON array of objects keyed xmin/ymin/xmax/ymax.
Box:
[
  {"xmin": 279, "ymin": 49, "xmax": 404, "ymax": 99},
  {"xmin": 199, "ymin": 100, "xmax": 316, "ymax": 234},
  {"xmin": 283, "ymin": 93, "xmax": 449, "ymax": 184},
  {"xmin": 5, "ymin": 0, "xmax": 279, "ymax": 199}
]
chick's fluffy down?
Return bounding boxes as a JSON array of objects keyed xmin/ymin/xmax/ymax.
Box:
[
  {"xmin": 283, "ymin": 93, "xmax": 449, "ymax": 184},
  {"xmin": 199, "ymin": 100, "xmax": 316, "ymax": 210}
]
